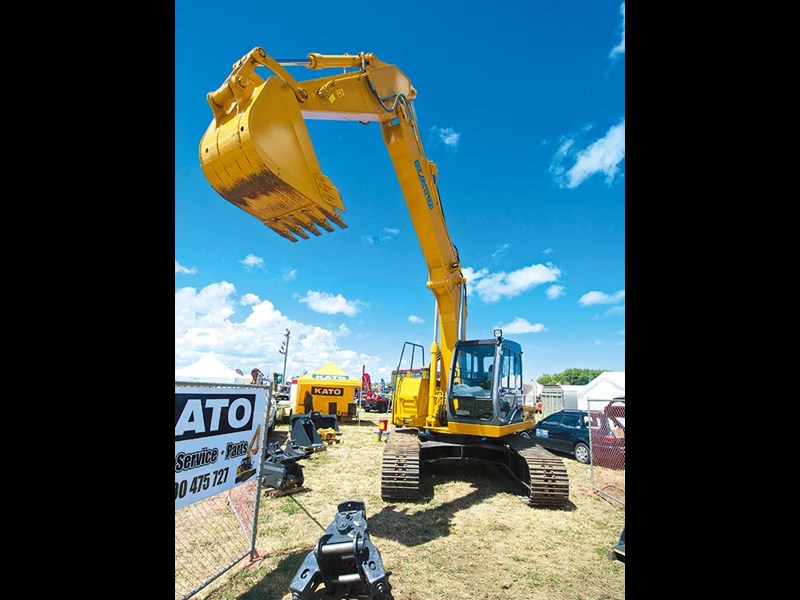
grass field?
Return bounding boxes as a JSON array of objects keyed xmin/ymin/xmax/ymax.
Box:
[{"xmin": 191, "ymin": 412, "xmax": 625, "ymax": 600}]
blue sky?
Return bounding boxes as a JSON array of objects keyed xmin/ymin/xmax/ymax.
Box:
[{"xmin": 175, "ymin": 0, "xmax": 625, "ymax": 383}]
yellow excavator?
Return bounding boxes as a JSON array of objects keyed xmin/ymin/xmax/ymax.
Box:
[{"xmin": 199, "ymin": 47, "xmax": 569, "ymax": 507}]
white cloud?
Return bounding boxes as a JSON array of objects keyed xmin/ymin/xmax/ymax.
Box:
[
  {"xmin": 431, "ymin": 125, "xmax": 460, "ymax": 148},
  {"xmin": 610, "ymin": 3, "xmax": 625, "ymax": 58},
  {"xmin": 550, "ymin": 119, "xmax": 625, "ymax": 188},
  {"xmin": 241, "ymin": 254, "xmax": 264, "ymax": 269},
  {"xmin": 283, "ymin": 268, "xmax": 297, "ymax": 282},
  {"xmin": 299, "ymin": 290, "xmax": 362, "ymax": 316},
  {"xmin": 242, "ymin": 298, "xmax": 286, "ymax": 328},
  {"xmin": 491, "ymin": 243, "xmax": 510, "ymax": 259},
  {"xmin": 240, "ymin": 293, "xmax": 261, "ymax": 306},
  {"xmin": 175, "ymin": 282, "xmax": 238, "ymax": 333},
  {"xmin": 555, "ymin": 139, "xmax": 574, "ymax": 158},
  {"xmin": 499, "ymin": 317, "xmax": 547, "ymax": 334},
  {"xmin": 542, "ymin": 248, "xmax": 554, "ymax": 255},
  {"xmin": 546, "ymin": 285, "xmax": 566, "ymax": 300},
  {"xmin": 175, "ymin": 261, "xmax": 197, "ymax": 274},
  {"xmin": 176, "ymin": 281, "xmax": 385, "ymax": 380},
  {"xmin": 603, "ymin": 305, "xmax": 625, "ymax": 316},
  {"xmin": 465, "ymin": 263, "xmax": 561, "ymax": 303},
  {"xmin": 462, "ymin": 266, "xmax": 489, "ymax": 286},
  {"xmin": 578, "ymin": 289, "xmax": 625, "ymax": 306},
  {"xmin": 408, "ymin": 315, "xmax": 424, "ymax": 324},
  {"xmin": 362, "ymin": 228, "xmax": 400, "ymax": 245}
]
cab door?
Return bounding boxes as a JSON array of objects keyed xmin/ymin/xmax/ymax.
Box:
[{"xmin": 498, "ymin": 346, "xmax": 524, "ymax": 422}]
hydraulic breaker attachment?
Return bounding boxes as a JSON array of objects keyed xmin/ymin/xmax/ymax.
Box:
[
  {"xmin": 289, "ymin": 500, "xmax": 392, "ymax": 600},
  {"xmin": 290, "ymin": 413, "xmax": 327, "ymax": 452},
  {"xmin": 260, "ymin": 440, "xmax": 310, "ymax": 493}
]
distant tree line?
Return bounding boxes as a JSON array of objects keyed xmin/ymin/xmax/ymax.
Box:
[{"xmin": 537, "ymin": 368, "xmax": 607, "ymax": 386}]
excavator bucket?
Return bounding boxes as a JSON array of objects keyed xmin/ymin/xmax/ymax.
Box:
[
  {"xmin": 199, "ymin": 74, "xmax": 347, "ymax": 242},
  {"xmin": 289, "ymin": 413, "xmax": 327, "ymax": 452}
]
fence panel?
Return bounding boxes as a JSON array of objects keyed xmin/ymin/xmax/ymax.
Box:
[
  {"xmin": 588, "ymin": 398, "xmax": 625, "ymax": 507},
  {"xmin": 175, "ymin": 477, "xmax": 261, "ymax": 599}
]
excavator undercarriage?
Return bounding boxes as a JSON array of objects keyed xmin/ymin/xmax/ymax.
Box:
[{"xmin": 381, "ymin": 428, "xmax": 570, "ymax": 507}]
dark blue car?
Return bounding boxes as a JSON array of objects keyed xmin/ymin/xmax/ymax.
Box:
[
  {"xmin": 529, "ymin": 409, "xmax": 592, "ymax": 464},
  {"xmin": 529, "ymin": 408, "xmax": 625, "ymax": 466}
]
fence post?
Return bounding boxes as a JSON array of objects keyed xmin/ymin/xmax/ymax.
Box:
[{"xmin": 250, "ymin": 403, "xmax": 271, "ymax": 560}]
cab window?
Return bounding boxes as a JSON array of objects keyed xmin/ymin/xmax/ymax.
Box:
[{"xmin": 499, "ymin": 348, "xmax": 522, "ymax": 390}]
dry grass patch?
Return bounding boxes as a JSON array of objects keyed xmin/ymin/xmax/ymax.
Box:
[{"xmin": 191, "ymin": 413, "xmax": 624, "ymax": 600}]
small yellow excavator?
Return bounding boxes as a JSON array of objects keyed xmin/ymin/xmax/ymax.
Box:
[{"xmin": 199, "ymin": 47, "xmax": 569, "ymax": 506}]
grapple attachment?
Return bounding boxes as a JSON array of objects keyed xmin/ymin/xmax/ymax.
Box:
[{"xmin": 199, "ymin": 64, "xmax": 346, "ymax": 243}]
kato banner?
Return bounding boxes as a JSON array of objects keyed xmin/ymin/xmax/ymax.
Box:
[{"xmin": 174, "ymin": 386, "xmax": 266, "ymax": 510}]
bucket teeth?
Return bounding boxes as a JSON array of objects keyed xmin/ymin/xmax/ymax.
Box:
[
  {"xmin": 317, "ymin": 219, "xmax": 335, "ymax": 233},
  {"xmin": 285, "ymin": 221, "xmax": 311, "ymax": 240},
  {"xmin": 289, "ymin": 213, "xmax": 322, "ymax": 237},
  {"xmin": 263, "ymin": 206, "xmax": 346, "ymax": 242},
  {"xmin": 267, "ymin": 223, "xmax": 299, "ymax": 243},
  {"xmin": 306, "ymin": 208, "xmax": 335, "ymax": 233},
  {"xmin": 317, "ymin": 205, "xmax": 348, "ymax": 230}
]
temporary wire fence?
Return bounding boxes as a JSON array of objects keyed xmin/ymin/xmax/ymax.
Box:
[
  {"xmin": 587, "ymin": 398, "xmax": 625, "ymax": 507},
  {"xmin": 175, "ymin": 477, "xmax": 262, "ymax": 599}
]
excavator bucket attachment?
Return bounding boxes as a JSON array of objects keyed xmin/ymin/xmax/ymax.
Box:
[
  {"xmin": 199, "ymin": 74, "xmax": 347, "ymax": 242},
  {"xmin": 289, "ymin": 413, "xmax": 327, "ymax": 452}
]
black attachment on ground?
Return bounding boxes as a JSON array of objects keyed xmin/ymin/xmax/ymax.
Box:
[
  {"xmin": 288, "ymin": 500, "xmax": 393, "ymax": 600},
  {"xmin": 260, "ymin": 440, "xmax": 311, "ymax": 493},
  {"xmin": 289, "ymin": 412, "xmax": 329, "ymax": 452}
]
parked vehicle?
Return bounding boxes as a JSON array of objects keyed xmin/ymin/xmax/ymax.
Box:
[
  {"xmin": 528, "ymin": 409, "xmax": 624, "ymax": 466},
  {"xmin": 362, "ymin": 394, "xmax": 389, "ymax": 413},
  {"xmin": 360, "ymin": 370, "xmax": 389, "ymax": 413},
  {"xmin": 275, "ymin": 382, "xmax": 293, "ymax": 420}
]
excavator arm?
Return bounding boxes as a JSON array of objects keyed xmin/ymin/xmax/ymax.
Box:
[{"xmin": 199, "ymin": 47, "xmax": 466, "ymax": 395}]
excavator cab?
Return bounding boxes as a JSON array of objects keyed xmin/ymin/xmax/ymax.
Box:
[{"xmin": 447, "ymin": 332, "xmax": 526, "ymax": 426}]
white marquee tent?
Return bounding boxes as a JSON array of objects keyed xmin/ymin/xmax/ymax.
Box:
[
  {"xmin": 577, "ymin": 371, "xmax": 625, "ymax": 410},
  {"xmin": 175, "ymin": 351, "xmax": 250, "ymax": 384}
]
